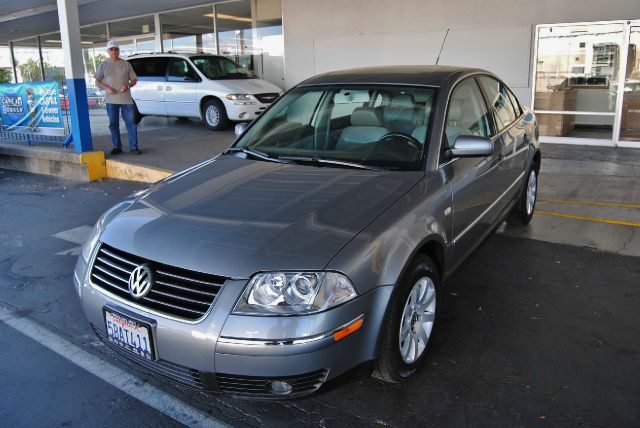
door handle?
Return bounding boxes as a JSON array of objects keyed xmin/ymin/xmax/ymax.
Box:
[
  {"xmin": 165, "ymin": 86, "xmax": 172, "ymax": 91},
  {"xmin": 156, "ymin": 86, "xmax": 163, "ymax": 91}
]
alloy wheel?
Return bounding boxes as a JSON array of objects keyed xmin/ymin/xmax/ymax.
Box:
[
  {"xmin": 206, "ymin": 105, "xmax": 220, "ymax": 127},
  {"xmin": 526, "ymin": 170, "xmax": 537, "ymax": 215},
  {"xmin": 399, "ymin": 277, "xmax": 436, "ymax": 364}
]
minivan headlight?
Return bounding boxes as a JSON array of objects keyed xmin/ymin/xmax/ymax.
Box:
[
  {"xmin": 226, "ymin": 94, "xmax": 251, "ymax": 100},
  {"xmin": 234, "ymin": 272, "xmax": 357, "ymax": 315}
]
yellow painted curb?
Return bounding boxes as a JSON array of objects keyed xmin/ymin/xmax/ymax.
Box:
[
  {"xmin": 79, "ymin": 151, "xmax": 107, "ymax": 182},
  {"xmin": 106, "ymin": 159, "xmax": 173, "ymax": 183}
]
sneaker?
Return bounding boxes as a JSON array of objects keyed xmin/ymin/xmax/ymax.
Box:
[
  {"xmin": 110, "ymin": 148, "xmax": 122, "ymax": 155},
  {"xmin": 132, "ymin": 148, "xmax": 142, "ymax": 155}
]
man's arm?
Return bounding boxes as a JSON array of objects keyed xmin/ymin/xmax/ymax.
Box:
[{"xmin": 95, "ymin": 78, "xmax": 116, "ymax": 94}]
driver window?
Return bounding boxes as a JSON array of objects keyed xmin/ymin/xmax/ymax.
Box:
[
  {"xmin": 445, "ymin": 78, "xmax": 492, "ymax": 149},
  {"xmin": 168, "ymin": 59, "xmax": 197, "ymax": 81}
]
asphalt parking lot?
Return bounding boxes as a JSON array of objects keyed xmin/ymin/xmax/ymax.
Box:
[{"xmin": 1, "ymin": 149, "xmax": 639, "ymax": 426}]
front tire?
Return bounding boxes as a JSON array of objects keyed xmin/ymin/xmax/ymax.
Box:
[
  {"xmin": 506, "ymin": 164, "xmax": 538, "ymax": 226},
  {"xmin": 373, "ymin": 255, "xmax": 439, "ymax": 383},
  {"xmin": 202, "ymin": 99, "xmax": 229, "ymax": 130}
]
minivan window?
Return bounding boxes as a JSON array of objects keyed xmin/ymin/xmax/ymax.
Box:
[
  {"xmin": 129, "ymin": 58, "xmax": 169, "ymax": 77},
  {"xmin": 191, "ymin": 56, "xmax": 254, "ymax": 80},
  {"xmin": 233, "ymin": 86, "xmax": 436, "ymax": 171},
  {"xmin": 478, "ymin": 76, "xmax": 517, "ymax": 132},
  {"xmin": 168, "ymin": 59, "xmax": 199, "ymax": 81}
]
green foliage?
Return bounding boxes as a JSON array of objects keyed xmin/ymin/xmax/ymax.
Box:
[
  {"xmin": 17, "ymin": 58, "xmax": 44, "ymax": 82},
  {"xmin": 0, "ymin": 68, "xmax": 12, "ymax": 84}
]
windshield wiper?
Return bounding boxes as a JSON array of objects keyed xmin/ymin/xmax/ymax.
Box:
[
  {"xmin": 225, "ymin": 147, "xmax": 291, "ymax": 164},
  {"xmin": 278, "ymin": 156, "xmax": 383, "ymax": 171}
]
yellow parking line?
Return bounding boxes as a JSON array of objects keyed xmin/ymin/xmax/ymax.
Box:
[
  {"xmin": 535, "ymin": 210, "xmax": 640, "ymax": 227},
  {"xmin": 538, "ymin": 200, "xmax": 640, "ymax": 209}
]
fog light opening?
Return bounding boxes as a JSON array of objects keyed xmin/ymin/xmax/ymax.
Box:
[
  {"xmin": 270, "ymin": 380, "xmax": 293, "ymax": 395},
  {"xmin": 239, "ymin": 112, "xmax": 247, "ymax": 119}
]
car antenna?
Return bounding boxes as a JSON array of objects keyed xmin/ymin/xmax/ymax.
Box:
[{"xmin": 435, "ymin": 28, "xmax": 449, "ymax": 66}]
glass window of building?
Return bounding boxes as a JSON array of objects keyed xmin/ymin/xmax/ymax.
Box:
[
  {"xmin": 13, "ymin": 38, "xmax": 42, "ymax": 82},
  {"xmin": 161, "ymin": 6, "xmax": 217, "ymax": 54},
  {"xmin": 216, "ymin": 1, "xmax": 256, "ymax": 72},
  {"xmin": 254, "ymin": 0, "xmax": 284, "ymax": 88},
  {"xmin": 109, "ymin": 15, "xmax": 156, "ymax": 57},
  {"xmin": 534, "ymin": 23, "xmax": 625, "ymax": 140},
  {"xmin": 80, "ymin": 23, "xmax": 110, "ymax": 83},
  {"xmin": 40, "ymin": 34, "xmax": 67, "ymax": 82},
  {"xmin": 0, "ymin": 46, "xmax": 15, "ymax": 83}
]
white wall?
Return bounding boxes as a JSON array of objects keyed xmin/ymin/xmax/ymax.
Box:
[{"xmin": 282, "ymin": 0, "xmax": 640, "ymax": 106}]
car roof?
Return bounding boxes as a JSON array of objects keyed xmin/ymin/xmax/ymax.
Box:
[
  {"xmin": 298, "ymin": 65, "xmax": 492, "ymax": 88},
  {"xmin": 126, "ymin": 52, "xmax": 223, "ymax": 60}
]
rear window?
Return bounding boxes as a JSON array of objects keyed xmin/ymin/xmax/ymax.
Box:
[{"xmin": 129, "ymin": 58, "xmax": 169, "ymax": 78}]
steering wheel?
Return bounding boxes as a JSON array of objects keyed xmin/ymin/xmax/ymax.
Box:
[{"xmin": 376, "ymin": 132, "xmax": 423, "ymax": 151}]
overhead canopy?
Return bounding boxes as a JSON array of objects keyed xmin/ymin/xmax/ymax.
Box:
[{"xmin": 0, "ymin": 0, "xmax": 220, "ymax": 44}]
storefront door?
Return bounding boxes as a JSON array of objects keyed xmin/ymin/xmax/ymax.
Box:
[
  {"xmin": 533, "ymin": 21, "xmax": 640, "ymax": 148},
  {"xmin": 617, "ymin": 23, "xmax": 640, "ymax": 147}
]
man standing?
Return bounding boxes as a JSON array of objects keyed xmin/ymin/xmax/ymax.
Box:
[{"xmin": 95, "ymin": 40, "xmax": 140, "ymax": 155}]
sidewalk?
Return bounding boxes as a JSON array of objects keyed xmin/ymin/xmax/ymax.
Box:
[{"xmin": 89, "ymin": 112, "xmax": 235, "ymax": 173}]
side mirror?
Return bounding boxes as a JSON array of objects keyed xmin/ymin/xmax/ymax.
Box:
[
  {"xmin": 234, "ymin": 122, "xmax": 249, "ymax": 137},
  {"xmin": 447, "ymin": 135, "xmax": 494, "ymax": 158}
]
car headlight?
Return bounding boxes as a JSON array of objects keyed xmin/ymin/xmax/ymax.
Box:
[
  {"xmin": 226, "ymin": 94, "xmax": 251, "ymax": 100},
  {"xmin": 234, "ymin": 272, "xmax": 357, "ymax": 315},
  {"xmin": 80, "ymin": 219, "xmax": 102, "ymax": 263}
]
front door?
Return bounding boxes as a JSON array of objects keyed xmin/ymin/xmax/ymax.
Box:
[
  {"xmin": 439, "ymin": 77, "xmax": 504, "ymax": 263},
  {"xmin": 617, "ymin": 24, "xmax": 640, "ymax": 147}
]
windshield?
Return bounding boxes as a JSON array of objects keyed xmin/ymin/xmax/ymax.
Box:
[
  {"xmin": 190, "ymin": 55, "xmax": 254, "ymax": 80},
  {"xmin": 233, "ymin": 85, "xmax": 436, "ymax": 171}
]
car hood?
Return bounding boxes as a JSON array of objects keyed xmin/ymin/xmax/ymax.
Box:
[
  {"xmin": 100, "ymin": 155, "xmax": 423, "ymax": 279},
  {"xmin": 210, "ymin": 78, "xmax": 282, "ymax": 95}
]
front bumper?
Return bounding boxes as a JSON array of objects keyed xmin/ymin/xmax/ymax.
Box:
[
  {"xmin": 224, "ymin": 100, "xmax": 272, "ymax": 121},
  {"xmin": 75, "ymin": 256, "xmax": 393, "ymax": 398}
]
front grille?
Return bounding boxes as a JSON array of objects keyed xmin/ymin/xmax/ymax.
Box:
[
  {"xmin": 94, "ymin": 327, "xmax": 204, "ymax": 389},
  {"xmin": 216, "ymin": 369, "xmax": 328, "ymax": 398},
  {"xmin": 254, "ymin": 93, "xmax": 279, "ymax": 104},
  {"xmin": 90, "ymin": 243, "xmax": 226, "ymax": 321}
]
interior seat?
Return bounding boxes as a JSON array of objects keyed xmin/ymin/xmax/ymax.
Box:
[
  {"xmin": 335, "ymin": 107, "xmax": 388, "ymax": 150},
  {"xmin": 383, "ymin": 94, "xmax": 418, "ymax": 134},
  {"xmin": 445, "ymin": 99, "xmax": 468, "ymax": 147}
]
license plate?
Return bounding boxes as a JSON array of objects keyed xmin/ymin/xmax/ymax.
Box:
[{"xmin": 104, "ymin": 309, "xmax": 155, "ymax": 360}]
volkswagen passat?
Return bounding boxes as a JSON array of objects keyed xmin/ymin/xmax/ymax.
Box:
[{"xmin": 75, "ymin": 66, "xmax": 540, "ymax": 398}]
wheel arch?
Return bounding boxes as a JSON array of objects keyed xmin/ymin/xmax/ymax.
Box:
[{"xmin": 199, "ymin": 95, "xmax": 226, "ymax": 119}]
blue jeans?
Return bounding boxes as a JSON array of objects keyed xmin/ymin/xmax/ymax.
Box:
[{"xmin": 106, "ymin": 103, "xmax": 138, "ymax": 150}]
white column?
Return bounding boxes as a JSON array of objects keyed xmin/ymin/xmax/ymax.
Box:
[
  {"xmin": 56, "ymin": 0, "xmax": 93, "ymax": 152},
  {"xmin": 154, "ymin": 14, "xmax": 163, "ymax": 53}
]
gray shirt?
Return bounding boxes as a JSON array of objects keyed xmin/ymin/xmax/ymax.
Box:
[{"xmin": 95, "ymin": 58, "xmax": 137, "ymax": 105}]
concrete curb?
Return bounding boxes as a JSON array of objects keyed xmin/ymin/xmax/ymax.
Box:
[
  {"xmin": 106, "ymin": 159, "xmax": 173, "ymax": 183},
  {"xmin": 0, "ymin": 143, "xmax": 106, "ymax": 182}
]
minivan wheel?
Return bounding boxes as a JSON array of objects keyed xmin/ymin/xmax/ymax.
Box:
[
  {"xmin": 133, "ymin": 103, "xmax": 143, "ymax": 124},
  {"xmin": 373, "ymin": 255, "xmax": 439, "ymax": 383},
  {"xmin": 506, "ymin": 164, "xmax": 538, "ymax": 226},
  {"xmin": 202, "ymin": 99, "xmax": 229, "ymax": 130}
]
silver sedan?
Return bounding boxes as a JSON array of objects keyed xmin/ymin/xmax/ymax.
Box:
[{"xmin": 75, "ymin": 65, "xmax": 540, "ymax": 398}]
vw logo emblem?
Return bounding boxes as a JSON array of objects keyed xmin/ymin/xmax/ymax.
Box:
[{"xmin": 128, "ymin": 264, "xmax": 153, "ymax": 299}]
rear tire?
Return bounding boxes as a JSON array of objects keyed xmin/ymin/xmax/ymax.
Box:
[
  {"xmin": 373, "ymin": 255, "xmax": 439, "ymax": 383},
  {"xmin": 506, "ymin": 164, "xmax": 538, "ymax": 226},
  {"xmin": 133, "ymin": 103, "xmax": 143, "ymax": 124},
  {"xmin": 202, "ymin": 99, "xmax": 229, "ymax": 130}
]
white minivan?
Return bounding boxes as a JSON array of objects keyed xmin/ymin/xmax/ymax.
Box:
[{"xmin": 127, "ymin": 53, "xmax": 283, "ymax": 130}]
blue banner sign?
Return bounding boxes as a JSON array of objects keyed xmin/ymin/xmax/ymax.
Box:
[{"xmin": 0, "ymin": 81, "xmax": 64, "ymax": 134}]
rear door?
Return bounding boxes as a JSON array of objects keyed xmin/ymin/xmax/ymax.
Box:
[
  {"xmin": 439, "ymin": 77, "xmax": 503, "ymax": 263},
  {"xmin": 164, "ymin": 58, "xmax": 200, "ymax": 117},
  {"xmin": 129, "ymin": 57, "xmax": 169, "ymax": 116},
  {"xmin": 477, "ymin": 75, "xmax": 526, "ymax": 205}
]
